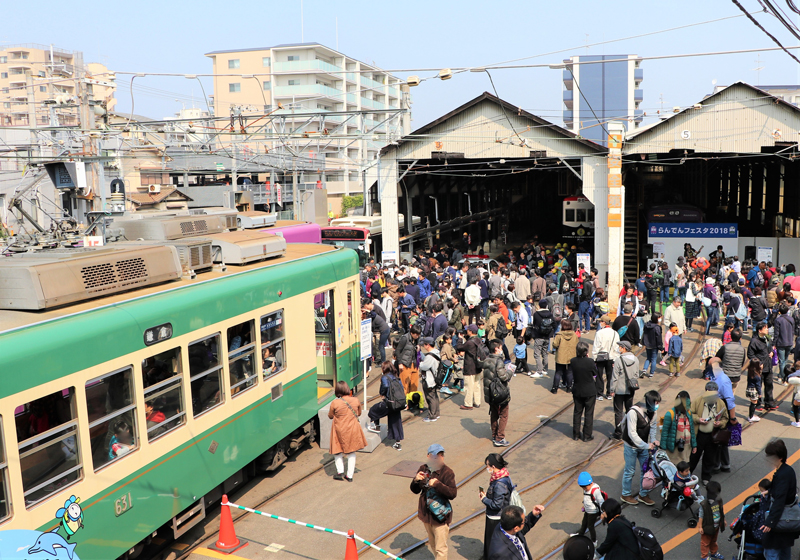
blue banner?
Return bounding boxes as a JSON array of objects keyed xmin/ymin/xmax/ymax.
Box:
[{"xmin": 648, "ymin": 223, "xmax": 738, "ymax": 238}]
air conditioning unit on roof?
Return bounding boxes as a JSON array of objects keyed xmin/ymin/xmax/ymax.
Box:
[{"xmin": 148, "ymin": 184, "xmax": 161, "ymax": 194}]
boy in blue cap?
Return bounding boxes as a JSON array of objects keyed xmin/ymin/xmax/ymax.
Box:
[{"xmin": 570, "ymin": 471, "xmax": 606, "ymax": 547}]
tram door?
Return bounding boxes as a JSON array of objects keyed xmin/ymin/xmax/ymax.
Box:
[{"xmin": 313, "ymin": 290, "xmax": 337, "ymax": 401}]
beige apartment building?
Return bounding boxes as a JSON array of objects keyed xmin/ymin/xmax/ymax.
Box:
[
  {"xmin": 0, "ymin": 43, "xmax": 114, "ymax": 128},
  {"xmin": 205, "ymin": 42, "xmax": 411, "ymax": 207}
]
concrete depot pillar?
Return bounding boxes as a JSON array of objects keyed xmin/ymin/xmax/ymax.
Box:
[
  {"xmin": 379, "ymin": 157, "xmax": 400, "ymax": 257},
  {"xmin": 581, "ymin": 156, "xmax": 610, "ymax": 294}
]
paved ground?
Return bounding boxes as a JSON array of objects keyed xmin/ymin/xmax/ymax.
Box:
[{"xmin": 180, "ymin": 325, "xmax": 798, "ymax": 560}]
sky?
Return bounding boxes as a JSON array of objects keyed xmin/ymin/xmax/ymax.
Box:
[{"xmin": 4, "ymin": 0, "xmax": 800, "ymax": 131}]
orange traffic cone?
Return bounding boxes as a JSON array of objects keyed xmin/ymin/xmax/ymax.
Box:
[
  {"xmin": 210, "ymin": 494, "xmax": 248, "ymax": 553},
  {"xmin": 344, "ymin": 529, "xmax": 358, "ymax": 560}
]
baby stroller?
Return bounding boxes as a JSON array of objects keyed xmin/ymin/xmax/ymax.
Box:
[
  {"xmin": 729, "ymin": 495, "xmax": 766, "ymax": 560},
  {"xmin": 646, "ymin": 449, "xmax": 701, "ymax": 527}
]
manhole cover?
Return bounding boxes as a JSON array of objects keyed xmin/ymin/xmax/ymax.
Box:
[{"xmin": 384, "ymin": 460, "xmax": 425, "ymax": 478}]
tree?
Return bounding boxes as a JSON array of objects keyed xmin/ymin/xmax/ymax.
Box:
[{"xmin": 340, "ymin": 194, "xmax": 364, "ymax": 215}]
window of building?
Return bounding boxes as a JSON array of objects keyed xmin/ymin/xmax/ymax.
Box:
[
  {"xmin": 142, "ymin": 347, "xmax": 185, "ymax": 441},
  {"xmin": 140, "ymin": 172, "xmax": 166, "ymax": 186},
  {"xmin": 85, "ymin": 367, "xmax": 137, "ymax": 471},
  {"xmin": 38, "ymin": 71, "xmax": 45, "ymax": 78},
  {"xmin": 262, "ymin": 57, "xmax": 271, "ymax": 67},
  {"xmin": 10, "ymin": 69, "xmax": 23, "ymax": 75},
  {"xmin": 16, "ymin": 388, "xmax": 81, "ymax": 507},
  {"xmin": 2, "ymin": 103, "xmax": 8, "ymax": 108},
  {"xmin": 0, "ymin": 73, "xmax": 6, "ymax": 79},
  {"xmin": 228, "ymin": 320, "xmax": 256, "ymax": 396},
  {"xmin": 288, "ymin": 80, "xmax": 299, "ymax": 86},
  {"xmin": 263, "ymin": 81, "xmax": 271, "ymax": 91},
  {"xmin": 0, "ymin": 416, "xmax": 9, "ymax": 521},
  {"xmin": 229, "ymin": 83, "xmax": 241, "ymax": 93},
  {"xmin": 261, "ymin": 310, "xmax": 286, "ymax": 379},
  {"xmin": 228, "ymin": 59, "xmax": 240, "ymax": 69},
  {"xmin": 288, "ymin": 55, "xmax": 300, "ymax": 61},
  {"xmin": 39, "ymin": 86, "xmax": 46, "ymax": 92},
  {"xmin": 0, "ymin": 57, "xmax": 6, "ymax": 64},
  {"xmin": 189, "ymin": 334, "xmax": 224, "ymax": 416},
  {"xmin": 1, "ymin": 88, "xmax": 7, "ymax": 94}
]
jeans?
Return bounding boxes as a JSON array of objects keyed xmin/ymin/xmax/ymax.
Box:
[
  {"xmin": 660, "ymin": 286, "xmax": 670, "ymax": 306},
  {"xmin": 377, "ymin": 329, "xmax": 390, "ymax": 363},
  {"xmin": 578, "ymin": 301, "xmax": 592, "ymax": 331},
  {"xmin": 622, "ymin": 443, "xmax": 650, "ymax": 497},
  {"xmin": 678, "ymin": 286, "xmax": 687, "ymax": 301},
  {"xmin": 764, "ymin": 547, "xmax": 793, "ymax": 560},
  {"xmin": 778, "ymin": 347, "xmax": 791, "ymax": 380},
  {"xmin": 704, "ymin": 306, "xmax": 719, "ymax": 334},
  {"xmin": 643, "ymin": 348, "xmax": 659, "ymax": 375},
  {"xmin": 480, "ymin": 299, "xmax": 489, "ymax": 318}
]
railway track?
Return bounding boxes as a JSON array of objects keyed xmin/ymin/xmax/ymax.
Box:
[{"xmin": 373, "ymin": 330, "xmax": 707, "ymax": 558}]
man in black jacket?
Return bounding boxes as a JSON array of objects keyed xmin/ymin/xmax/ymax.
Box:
[
  {"xmin": 612, "ymin": 304, "xmax": 641, "ymax": 346},
  {"xmin": 487, "ymin": 505, "xmax": 544, "ymax": 560},
  {"xmin": 748, "ymin": 321, "xmax": 776, "ymax": 409}
]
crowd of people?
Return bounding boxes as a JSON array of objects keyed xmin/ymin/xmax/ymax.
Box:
[{"xmin": 329, "ymin": 240, "xmax": 800, "ymax": 560}]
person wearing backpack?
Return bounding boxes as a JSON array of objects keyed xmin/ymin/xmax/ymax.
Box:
[
  {"xmin": 619, "ymin": 390, "xmax": 662, "ymax": 507},
  {"xmin": 610, "ymin": 341, "xmax": 640, "ymax": 442},
  {"xmin": 774, "ymin": 303, "xmax": 795, "ymax": 384},
  {"xmin": 419, "ymin": 338, "xmax": 442, "ymax": 423},
  {"xmin": 480, "ymin": 453, "xmax": 517, "ymax": 558},
  {"xmin": 571, "ymin": 471, "xmax": 606, "ymax": 547},
  {"xmin": 457, "ymin": 324, "xmax": 484, "ymax": 410},
  {"xmin": 483, "ymin": 340, "xmax": 512, "ymax": 447},
  {"xmin": 367, "ymin": 361, "xmax": 405, "ymax": 451},
  {"xmin": 552, "ymin": 320, "xmax": 578, "ymax": 395},
  {"xmin": 531, "ymin": 299, "xmax": 555, "ymax": 377},
  {"xmin": 613, "ymin": 304, "xmax": 641, "ymax": 346},
  {"xmin": 748, "ymin": 261, "xmax": 767, "ymax": 290},
  {"xmin": 596, "ymin": 499, "xmax": 644, "ymax": 560}
]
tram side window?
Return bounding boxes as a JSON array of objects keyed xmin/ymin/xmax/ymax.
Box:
[
  {"xmin": 260, "ymin": 310, "xmax": 286, "ymax": 379},
  {"xmin": 142, "ymin": 347, "xmax": 185, "ymax": 441},
  {"xmin": 15, "ymin": 388, "xmax": 81, "ymax": 507},
  {"xmin": 0, "ymin": 416, "xmax": 10, "ymax": 521},
  {"xmin": 228, "ymin": 320, "xmax": 257, "ymax": 397},
  {"xmin": 189, "ymin": 334, "xmax": 224, "ymax": 416},
  {"xmin": 85, "ymin": 367, "xmax": 137, "ymax": 471}
]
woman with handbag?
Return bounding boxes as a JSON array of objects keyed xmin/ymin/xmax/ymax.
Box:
[
  {"xmin": 660, "ymin": 391, "xmax": 696, "ymax": 465},
  {"xmin": 689, "ymin": 383, "xmax": 729, "ymax": 486},
  {"xmin": 684, "ymin": 275, "xmax": 703, "ymax": 332},
  {"xmin": 328, "ymin": 381, "xmax": 367, "ymax": 482},
  {"xmin": 760, "ymin": 439, "xmax": 800, "ymax": 560}
]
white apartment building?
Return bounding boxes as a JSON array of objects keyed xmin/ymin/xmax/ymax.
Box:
[{"xmin": 205, "ymin": 42, "xmax": 411, "ymax": 205}]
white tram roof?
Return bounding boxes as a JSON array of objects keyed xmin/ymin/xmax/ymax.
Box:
[{"xmin": 0, "ymin": 243, "xmax": 338, "ymax": 334}]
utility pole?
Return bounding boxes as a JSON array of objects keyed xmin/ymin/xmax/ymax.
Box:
[{"xmin": 292, "ymin": 155, "xmax": 299, "ymax": 220}]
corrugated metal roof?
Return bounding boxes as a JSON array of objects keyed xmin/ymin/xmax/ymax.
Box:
[
  {"xmin": 381, "ymin": 91, "xmax": 605, "ymax": 160},
  {"xmin": 624, "ymin": 82, "xmax": 800, "ymax": 154},
  {"xmin": 127, "ymin": 186, "xmax": 192, "ymax": 206}
]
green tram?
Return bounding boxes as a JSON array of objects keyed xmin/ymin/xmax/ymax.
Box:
[{"xmin": 0, "ymin": 240, "xmax": 361, "ymax": 559}]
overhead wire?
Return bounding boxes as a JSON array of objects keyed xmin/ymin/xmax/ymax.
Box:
[{"xmin": 731, "ymin": 0, "xmax": 800, "ymax": 63}]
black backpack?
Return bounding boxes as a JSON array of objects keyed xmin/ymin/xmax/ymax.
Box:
[
  {"xmin": 630, "ymin": 522, "xmax": 664, "ymax": 560},
  {"xmin": 428, "ymin": 354, "xmax": 453, "ymax": 388},
  {"xmin": 537, "ymin": 315, "xmax": 554, "ymax": 337},
  {"xmin": 385, "ymin": 376, "xmax": 407, "ymax": 412},
  {"xmin": 488, "ymin": 373, "xmax": 510, "ymax": 407},
  {"xmin": 495, "ymin": 318, "xmax": 509, "ymax": 339}
]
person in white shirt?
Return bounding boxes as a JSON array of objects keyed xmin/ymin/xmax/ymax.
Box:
[
  {"xmin": 510, "ymin": 301, "xmax": 529, "ymax": 340},
  {"xmin": 592, "ymin": 315, "xmax": 620, "ymax": 399},
  {"xmin": 731, "ymin": 257, "xmax": 741, "ymax": 274},
  {"xmin": 465, "ymin": 279, "xmax": 482, "ymax": 325}
]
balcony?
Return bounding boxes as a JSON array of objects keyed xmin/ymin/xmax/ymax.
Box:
[
  {"xmin": 361, "ymin": 76, "xmax": 386, "ymax": 91},
  {"xmin": 346, "ymin": 92, "xmax": 357, "ymax": 105},
  {"xmin": 634, "ymin": 109, "xmax": 644, "ymax": 123},
  {"xmin": 634, "ymin": 89, "xmax": 643, "ymax": 102},
  {"xmin": 563, "ymin": 69, "xmax": 573, "ymax": 89},
  {"xmin": 563, "ymin": 89, "xmax": 573, "ymax": 109},
  {"xmin": 273, "ymin": 83, "xmax": 343, "ymax": 100},
  {"xmin": 387, "ymin": 86, "xmax": 399, "ymax": 98},
  {"xmin": 634, "ymin": 68, "xmax": 643, "ymax": 83},
  {"xmin": 272, "ymin": 59, "xmax": 343, "ymax": 75}
]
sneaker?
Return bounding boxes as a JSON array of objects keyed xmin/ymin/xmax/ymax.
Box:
[
  {"xmin": 621, "ymin": 495, "xmax": 638, "ymax": 505},
  {"xmin": 344, "ymin": 476, "xmax": 353, "ymax": 483},
  {"xmin": 431, "ymin": 416, "xmax": 439, "ymax": 422},
  {"xmin": 392, "ymin": 442, "xmax": 402, "ymax": 451},
  {"xmin": 767, "ymin": 404, "xmax": 780, "ymax": 411},
  {"xmin": 367, "ymin": 423, "xmax": 381, "ymax": 434},
  {"xmin": 709, "ymin": 553, "xmax": 724, "ymax": 560},
  {"xmin": 569, "ymin": 533, "xmax": 580, "ymax": 537},
  {"xmin": 596, "ymin": 395, "xmax": 604, "ymax": 401},
  {"xmin": 637, "ymin": 495, "xmax": 655, "ymax": 506},
  {"xmin": 333, "ymin": 473, "xmax": 344, "ymax": 481},
  {"xmin": 749, "ymin": 416, "xmax": 761, "ymax": 423},
  {"xmin": 792, "ymin": 421, "xmax": 800, "ymax": 428},
  {"xmin": 493, "ymin": 439, "xmax": 511, "ymax": 447},
  {"xmin": 423, "ymin": 417, "xmax": 433, "ymax": 423},
  {"xmin": 530, "ymin": 372, "xmax": 542, "ymax": 378},
  {"xmin": 593, "ymin": 540, "xmax": 598, "ymax": 549},
  {"xmin": 641, "ymin": 370, "xmax": 647, "ymax": 377},
  {"xmin": 439, "ymin": 387, "xmax": 453, "ymax": 395}
]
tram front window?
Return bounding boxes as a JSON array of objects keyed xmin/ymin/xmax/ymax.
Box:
[
  {"xmin": 142, "ymin": 347, "xmax": 186, "ymax": 440},
  {"xmin": 15, "ymin": 388, "xmax": 82, "ymax": 507},
  {"xmin": 188, "ymin": 334, "xmax": 224, "ymax": 416},
  {"xmin": 228, "ymin": 320, "xmax": 256, "ymax": 397},
  {"xmin": 0, "ymin": 416, "xmax": 9, "ymax": 521},
  {"xmin": 260, "ymin": 310, "xmax": 286, "ymax": 379},
  {"xmin": 85, "ymin": 367, "xmax": 137, "ymax": 471}
]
